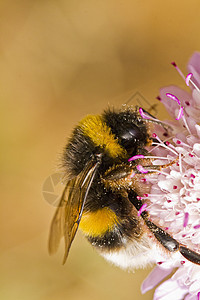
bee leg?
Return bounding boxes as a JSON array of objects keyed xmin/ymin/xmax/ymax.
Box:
[
  {"xmin": 143, "ymin": 216, "xmax": 200, "ymax": 265},
  {"xmin": 179, "ymin": 246, "xmax": 200, "ymax": 265},
  {"xmin": 143, "ymin": 218, "xmax": 179, "ymax": 252},
  {"xmin": 128, "ymin": 193, "xmax": 200, "ymax": 265},
  {"xmin": 128, "ymin": 192, "xmax": 178, "ymax": 253},
  {"xmin": 134, "ymin": 156, "xmax": 179, "ymax": 174},
  {"xmin": 142, "ymin": 215, "xmax": 200, "ymax": 265}
]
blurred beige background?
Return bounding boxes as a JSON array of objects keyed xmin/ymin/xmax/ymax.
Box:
[{"xmin": 1, "ymin": 1, "xmax": 200, "ymax": 299}]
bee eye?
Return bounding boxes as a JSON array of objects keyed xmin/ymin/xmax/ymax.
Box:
[
  {"xmin": 120, "ymin": 126, "xmax": 143, "ymax": 154},
  {"xmin": 120, "ymin": 127, "xmax": 141, "ymax": 141}
]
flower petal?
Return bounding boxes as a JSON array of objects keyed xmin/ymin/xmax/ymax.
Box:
[
  {"xmin": 184, "ymin": 294, "xmax": 196, "ymax": 300},
  {"xmin": 187, "ymin": 52, "xmax": 200, "ymax": 89},
  {"xmin": 153, "ymin": 279, "xmax": 188, "ymax": 300},
  {"xmin": 141, "ymin": 266, "xmax": 173, "ymax": 294}
]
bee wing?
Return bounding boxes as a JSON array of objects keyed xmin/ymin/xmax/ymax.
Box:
[
  {"xmin": 48, "ymin": 180, "xmax": 73, "ymax": 256},
  {"xmin": 48, "ymin": 158, "xmax": 100, "ymax": 264}
]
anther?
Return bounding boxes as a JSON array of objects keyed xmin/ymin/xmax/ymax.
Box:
[
  {"xmin": 166, "ymin": 93, "xmax": 181, "ymax": 105},
  {"xmin": 176, "ymin": 106, "xmax": 184, "ymax": 120},
  {"xmin": 185, "ymin": 73, "xmax": 193, "ymax": 86},
  {"xmin": 183, "ymin": 212, "xmax": 189, "ymax": 228},
  {"xmin": 137, "ymin": 203, "xmax": 148, "ymax": 216}
]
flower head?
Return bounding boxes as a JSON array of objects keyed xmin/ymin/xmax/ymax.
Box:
[{"xmin": 140, "ymin": 52, "xmax": 200, "ymax": 299}]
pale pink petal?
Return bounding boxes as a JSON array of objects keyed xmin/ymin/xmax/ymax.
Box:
[
  {"xmin": 188, "ymin": 52, "xmax": 200, "ymax": 71},
  {"xmin": 192, "ymin": 89, "xmax": 200, "ymax": 106},
  {"xmin": 141, "ymin": 266, "xmax": 173, "ymax": 294},
  {"xmin": 195, "ymin": 124, "xmax": 200, "ymax": 138},
  {"xmin": 189, "ymin": 280, "xmax": 200, "ymax": 294},
  {"xmin": 193, "ymin": 143, "xmax": 200, "ymax": 156},
  {"xmin": 186, "ymin": 117, "xmax": 199, "ymax": 135},
  {"xmin": 153, "ymin": 279, "xmax": 188, "ymax": 300},
  {"xmin": 187, "ymin": 52, "xmax": 200, "ymax": 89},
  {"xmin": 184, "ymin": 294, "xmax": 197, "ymax": 300},
  {"xmin": 187, "ymin": 65, "xmax": 200, "ymax": 90}
]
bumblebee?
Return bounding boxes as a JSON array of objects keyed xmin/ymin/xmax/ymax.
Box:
[{"xmin": 49, "ymin": 106, "xmax": 200, "ymax": 268}]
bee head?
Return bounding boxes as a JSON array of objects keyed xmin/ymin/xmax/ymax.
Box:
[
  {"xmin": 63, "ymin": 107, "xmax": 151, "ymax": 178},
  {"xmin": 103, "ymin": 108, "xmax": 149, "ymax": 156}
]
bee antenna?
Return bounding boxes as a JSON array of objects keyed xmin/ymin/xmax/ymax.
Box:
[{"xmin": 138, "ymin": 106, "xmax": 173, "ymax": 133}]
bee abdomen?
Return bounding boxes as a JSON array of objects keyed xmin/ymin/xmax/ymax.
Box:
[
  {"xmin": 79, "ymin": 207, "xmax": 119, "ymax": 238},
  {"xmin": 87, "ymin": 228, "xmax": 124, "ymax": 251}
]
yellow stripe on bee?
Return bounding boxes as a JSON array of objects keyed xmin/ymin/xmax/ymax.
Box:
[
  {"xmin": 79, "ymin": 207, "xmax": 119, "ymax": 237},
  {"xmin": 79, "ymin": 115, "xmax": 126, "ymax": 158}
]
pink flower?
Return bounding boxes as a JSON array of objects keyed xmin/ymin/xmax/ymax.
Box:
[{"xmin": 141, "ymin": 52, "xmax": 200, "ymax": 299}]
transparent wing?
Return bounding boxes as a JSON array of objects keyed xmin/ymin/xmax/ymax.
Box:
[{"xmin": 48, "ymin": 158, "xmax": 100, "ymax": 264}]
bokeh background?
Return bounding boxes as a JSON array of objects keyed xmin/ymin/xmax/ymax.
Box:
[{"xmin": 1, "ymin": 1, "xmax": 200, "ymax": 299}]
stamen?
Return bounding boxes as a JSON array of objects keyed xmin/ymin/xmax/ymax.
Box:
[
  {"xmin": 185, "ymin": 73, "xmax": 193, "ymax": 86},
  {"xmin": 178, "ymin": 153, "xmax": 183, "ymax": 174},
  {"xmin": 129, "ymin": 170, "xmax": 135, "ymax": 178},
  {"xmin": 171, "ymin": 61, "xmax": 188, "ymax": 81},
  {"xmin": 181, "ymin": 113, "xmax": 192, "ymax": 135},
  {"xmin": 136, "ymin": 165, "xmax": 148, "ymax": 174},
  {"xmin": 141, "ymin": 168, "xmax": 170, "ymax": 176},
  {"xmin": 176, "ymin": 106, "xmax": 184, "ymax": 120},
  {"xmin": 189, "ymin": 79, "xmax": 200, "ymax": 92},
  {"xmin": 137, "ymin": 203, "xmax": 148, "ymax": 216},
  {"xmin": 171, "ymin": 61, "xmax": 177, "ymax": 67},
  {"xmin": 197, "ymin": 291, "xmax": 200, "ymax": 300},
  {"xmin": 172, "ymin": 61, "xmax": 200, "ymax": 92},
  {"xmin": 152, "ymin": 142, "xmax": 178, "ymax": 156},
  {"xmin": 148, "ymin": 137, "xmax": 175, "ymax": 155},
  {"xmin": 140, "ymin": 155, "xmax": 175, "ymax": 161},
  {"xmin": 183, "ymin": 212, "xmax": 189, "ymax": 227},
  {"xmin": 139, "ymin": 108, "xmax": 151, "ymax": 119},
  {"xmin": 141, "ymin": 178, "xmax": 147, "ymax": 182},
  {"xmin": 147, "ymin": 193, "xmax": 164, "ymax": 198},
  {"xmin": 166, "ymin": 91, "xmax": 192, "ymax": 134},
  {"xmin": 174, "ymin": 139, "xmax": 193, "ymax": 149},
  {"xmin": 166, "ymin": 93, "xmax": 181, "ymax": 105},
  {"xmin": 139, "ymin": 107, "xmax": 172, "ymax": 128},
  {"xmin": 128, "ymin": 154, "xmax": 144, "ymax": 162},
  {"xmin": 194, "ymin": 224, "xmax": 200, "ymax": 229},
  {"xmin": 154, "ymin": 136, "xmax": 179, "ymax": 156},
  {"xmin": 152, "ymin": 133, "xmax": 166, "ymax": 145}
]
